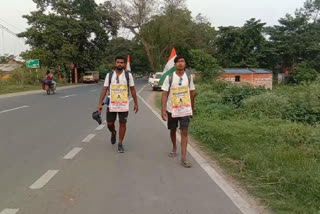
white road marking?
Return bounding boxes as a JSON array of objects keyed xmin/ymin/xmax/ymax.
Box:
[
  {"xmin": 63, "ymin": 147, "xmax": 83, "ymax": 159},
  {"xmin": 29, "ymin": 170, "xmax": 59, "ymax": 189},
  {"xmin": 138, "ymin": 93, "xmax": 256, "ymax": 214},
  {"xmin": 0, "ymin": 105, "xmax": 29, "ymax": 114},
  {"xmin": 90, "ymin": 89, "xmax": 98, "ymax": 92},
  {"xmin": 137, "ymin": 84, "xmax": 148, "ymax": 94},
  {"xmin": 82, "ymin": 134, "xmax": 96, "ymax": 143},
  {"xmin": 59, "ymin": 94, "xmax": 76, "ymax": 99},
  {"xmin": 95, "ymin": 124, "xmax": 105, "ymax": 131},
  {"xmin": 0, "ymin": 209, "xmax": 19, "ymax": 214}
]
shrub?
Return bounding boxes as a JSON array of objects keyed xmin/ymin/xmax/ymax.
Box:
[
  {"xmin": 293, "ymin": 62, "xmax": 318, "ymax": 84},
  {"xmin": 221, "ymin": 84, "xmax": 265, "ymax": 108},
  {"xmin": 243, "ymin": 92, "xmax": 290, "ymax": 119}
]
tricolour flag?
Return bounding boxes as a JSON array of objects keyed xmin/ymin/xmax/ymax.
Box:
[
  {"xmin": 159, "ymin": 48, "xmax": 177, "ymax": 86},
  {"xmin": 126, "ymin": 55, "xmax": 131, "ymax": 71}
]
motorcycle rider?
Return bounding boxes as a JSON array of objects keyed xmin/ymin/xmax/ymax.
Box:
[{"xmin": 44, "ymin": 70, "xmax": 56, "ymax": 89}]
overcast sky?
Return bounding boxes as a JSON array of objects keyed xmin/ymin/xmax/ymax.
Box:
[{"xmin": 0, "ymin": 0, "xmax": 306, "ymax": 56}]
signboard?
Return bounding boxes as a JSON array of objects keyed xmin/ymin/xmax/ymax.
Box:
[{"xmin": 26, "ymin": 59, "xmax": 40, "ymax": 68}]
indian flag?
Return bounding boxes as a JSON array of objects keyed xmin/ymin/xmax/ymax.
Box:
[
  {"xmin": 159, "ymin": 48, "xmax": 177, "ymax": 85},
  {"xmin": 126, "ymin": 55, "xmax": 131, "ymax": 71}
]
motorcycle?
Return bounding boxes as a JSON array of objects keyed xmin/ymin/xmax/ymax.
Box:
[{"xmin": 42, "ymin": 80, "xmax": 56, "ymax": 95}]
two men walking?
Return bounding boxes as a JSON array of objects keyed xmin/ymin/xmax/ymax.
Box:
[{"xmin": 97, "ymin": 55, "xmax": 195, "ymax": 168}]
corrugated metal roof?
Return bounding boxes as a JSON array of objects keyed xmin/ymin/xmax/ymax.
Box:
[
  {"xmin": 223, "ymin": 68, "xmax": 253, "ymax": 74},
  {"xmin": 222, "ymin": 68, "xmax": 272, "ymax": 74},
  {"xmin": 252, "ymin": 68, "xmax": 271, "ymax": 74},
  {"xmin": 0, "ymin": 64, "xmax": 22, "ymax": 72}
]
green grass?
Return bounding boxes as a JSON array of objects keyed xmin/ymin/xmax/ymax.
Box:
[
  {"xmin": 0, "ymin": 83, "xmax": 72, "ymax": 95},
  {"xmin": 155, "ymin": 92, "xmax": 162, "ymax": 110},
  {"xmin": 155, "ymin": 82, "xmax": 320, "ymax": 213}
]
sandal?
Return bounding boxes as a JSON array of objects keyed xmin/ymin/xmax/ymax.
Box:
[
  {"xmin": 168, "ymin": 151, "xmax": 177, "ymax": 158},
  {"xmin": 181, "ymin": 160, "xmax": 192, "ymax": 168}
]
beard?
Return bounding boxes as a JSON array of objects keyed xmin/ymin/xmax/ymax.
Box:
[{"xmin": 116, "ymin": 65, "xmax": 124, "ymax": 70}]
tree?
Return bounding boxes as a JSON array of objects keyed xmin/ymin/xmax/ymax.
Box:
[
  {"xmin": 18, "ymin": 0, "xmax": 119, "ymax": 75},
  {"xmin": 216, "ymin": 18, "xmax": 267, "ymax": 68},
  {"xmin": 0, "ymin": 55, "xmax": 16, "ymax": 63},
  {"xmin": 111, "ymin": 0, "xmax": 159, "ymax": 72},
  {"xmin": 140, "ymin": 5, "xmax": 194, "ymax": 72},
  {"xmin": 103, "ymin": 37, "xmax": 150, "ymax": 74},
  {"xmin": 189, "ymin": 49, "xmax": 220, "ymax": 82},
  {"xmin": 293, "ymin": 62, "xmax": 318, "ymax": 84},
  {"xmin": 266, "ymin": 0, "xmax": 320, "ymax": 71}
]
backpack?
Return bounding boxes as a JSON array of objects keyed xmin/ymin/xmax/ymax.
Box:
[
  {"xmin": 108, "ymin": 70, "xmax": 130, "ymax": 95},
  {"xmin": 168, "ymin": 71, "xmax": 192, "ymax": 95}
]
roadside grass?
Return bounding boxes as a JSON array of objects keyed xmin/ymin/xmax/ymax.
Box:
[
  {"xmin": 155, "ymin": 80, "xmax": 320, "ymax": 214},
  {"xmin": 0, "ymin": 83, "xmax": 72, "ymax": 95}
]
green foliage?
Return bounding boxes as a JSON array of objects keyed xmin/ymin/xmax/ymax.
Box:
[
  {"xmin": 186, "ymin": 79, "xmax": 320, "ymax": 213},
  {"xmin": 188, "ymin": 49, "xmax": 220, "ymax": 82},
  {"xmin": 8, "ymin": 67, "xmax": 46, "ymax": 85},
  {"xmin": 0, "ymin": 55, "xmax": 16, "ymax": 63},
  {"xmin": 102, "ymin": 37, "xmax": 150, "ymax": 74},
  {"xmin": 243, "ymin": 92, "xmax": 290, "ymax": 119},
  {"xmin": 293, "ymin": 62, "xmax": 319, "ymax": 84},
  {"xmin": 266, "ymin": 1, "xmax": 320, "ymax": 71},
  {"xmin": 18, "ymin": 0, "xmax": 119, "ymax": 72},
  {"xmin": 216, "ymin": 18, "xmax": 267, "ymax": 68},
  {"xmin": 221, "ymin": 84, "xmax": 266, "ymax": 108}
]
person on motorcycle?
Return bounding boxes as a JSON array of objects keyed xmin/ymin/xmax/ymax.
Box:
[{"xmin": 44, "ymin": 70, "xmax": 56, "ymax": 89}]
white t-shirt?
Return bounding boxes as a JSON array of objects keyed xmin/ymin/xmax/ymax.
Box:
[
  {"xmin": 161, "ymin": 72, "xmax": 195, "ymax": 113},
  {"xmin": 104, "ymin": 70, "xmax": 135, "ymax": 88}
]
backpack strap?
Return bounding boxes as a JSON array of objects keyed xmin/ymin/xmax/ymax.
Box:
[
  {"xmin": 168, "ymin": 71, "xmax": 191, "ymax": 96},
  {"xmin": 108, "ymin": 71, "xmax": 114, "ymax": 88},
  {"xmin": 168, "ymin": 73, "xmax": 174, "ymax": 97},
  {"xmin": 185, "ymin": 71, "xmax": 191, "ymax": 87},
  {"xmin": 108, "ymin": 70, "xmax": 130, "ymax": 95},
  {"xmin": 125, "ymin": 70, "xmax": 130, "ymax": 96}
]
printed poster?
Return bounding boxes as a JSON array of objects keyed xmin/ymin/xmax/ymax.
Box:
[
  {"xmin": 109, "ymin": 84, "xmax": 129, "ymax": 112},
  {"xmin": 171, "ymin": 86, "xmax": 192, "ymax": 118}
]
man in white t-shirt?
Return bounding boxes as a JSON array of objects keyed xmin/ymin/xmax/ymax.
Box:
[
  {"xmin": 97, "ymin": 56, "xmax": 139, "ymax": 153},
  {"xmin": 161, "ymin": 56, "xmax": 195, "ymax": 168}
]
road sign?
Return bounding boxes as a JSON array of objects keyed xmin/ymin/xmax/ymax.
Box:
[{"xmin": 26, "ymin": 59, "xmax": 40, "ymax": 68}]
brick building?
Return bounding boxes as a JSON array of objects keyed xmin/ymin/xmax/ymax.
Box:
[{"xmin": 218, "ymin": 68, "xmax": 273, "ymax": 89}]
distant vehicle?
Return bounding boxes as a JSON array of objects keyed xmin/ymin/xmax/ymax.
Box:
[
  {"xmin": 82, "ymin": 71, "xmax": 99, "ymax": 83},
  {"xmin": 42, "ymin": 80, "xmax": 56, "ymax": 95},
  {"xmin": 149, "ymin": 72, "xmax": 163, "ymax": 91}
]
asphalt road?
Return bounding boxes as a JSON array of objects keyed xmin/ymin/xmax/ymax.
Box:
[{"xmin": 0, "ymin": 80, "xmax": 248, "ymax": 214}]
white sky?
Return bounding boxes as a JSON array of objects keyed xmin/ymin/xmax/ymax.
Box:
[{"xmin": 0, "ymin": 0, "xmax": 306, "ymax": 56}]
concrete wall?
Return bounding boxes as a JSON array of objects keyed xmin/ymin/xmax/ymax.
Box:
[{"xmin": 218, "ymin": 73, "xmax": 273, "ymax": 89}]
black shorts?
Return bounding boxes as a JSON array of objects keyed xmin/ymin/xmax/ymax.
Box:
[
  {"xmin": 167, "ymin": 112, "xmax": 190, "ymax": 130},
  {"xmin": 106, "ymin": 108, "xmax": 129, "ymax": 123}
]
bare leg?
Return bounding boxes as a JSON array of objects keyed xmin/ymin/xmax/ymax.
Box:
[
  {"xmin": 170, "ymin": 129, "xmax": 177, "ymax": 154},
  {"xmin": 180, "ymin": 129, "xmax": 188, "ymax": 162},
  {"xmin": 107, "ymin": 122, "xmax": 116, "ymax": 135},
  {"xmin": 119, "ymin": 122, "xmax": 126, "ymax": 144}
]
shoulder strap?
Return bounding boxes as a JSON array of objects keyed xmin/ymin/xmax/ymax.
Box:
[
  {"xmin": 168, "ymin": 73, "xmax": 174, "ymax": 97},
  {"xmin": 185, "ymin": 71, "xmax": 191, "ymax": 87},
  {"xmin": 125, "ymin": 71, "xmax": 130, "ymax": 95},
  {"xmin": 108, "ymin": 71, "xmax": 113, "ymax": 87},
  {"xmin": 169, "ymin": 73, "xmax": 174, "ymax": 88}
]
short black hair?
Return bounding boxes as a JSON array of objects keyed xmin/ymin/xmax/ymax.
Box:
[
  {"xmin": 46, "ymin": 70, "xmax": 50, "ymax": 74},
  {"xmin": 115, "ymin": 56, "xmax": 125, "ymax": 62},
  {"xmin": 174, "ymin": 56, "xmax": 186, "ymax": 63}
]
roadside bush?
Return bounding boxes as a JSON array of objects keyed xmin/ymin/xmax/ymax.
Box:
[
  {"xmin": 8, "ymin": 68, "xmax": 45, "ymax": 85},
  {"xmin": 243, "ymin": 92, "xmax": 290, "ymax": 119},
  {"xmin": 221, "ymin": 84, "xmax": 266, "ymax": 108},
  {"xmin": 293, "ymin": 62, "xmax": 318, "ymax": 84}
]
